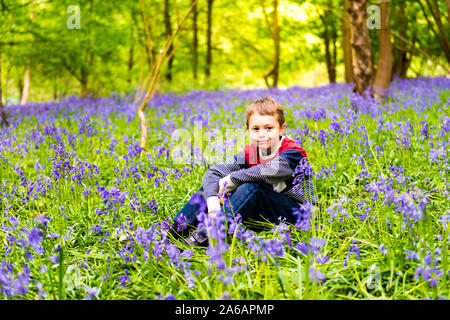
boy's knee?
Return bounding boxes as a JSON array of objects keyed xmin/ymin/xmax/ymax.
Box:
[{"xmin": 235, "ymin": 182, "xmax": 261, "ymax": 194}]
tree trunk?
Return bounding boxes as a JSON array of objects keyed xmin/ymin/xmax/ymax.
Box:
[
  {"xmin": 192, "ymin": 0, "xmax": 198, "ymax": 79},
  {"xmin": 17, "ymin": 77, "xmax": 23, "ymax": 103},
  {"xmin": 373, "ymin": 0, "xmax": 393, "ymax": 98},
  {"xmin": 205, "ymin": 0, "xmax": 214, "ymax": 78},
  {"xmin": 446, "ymin": 0, "xmax": 450, "ymax": 27},
  {"xmin": 4, "ymin": 60, "xmax": 10, "ymax": 107},
  {"xmin": 261, "ymin": 0, "xmax": 280, "ymax": 89},
  {"xmin": 332, "ymin": 23, "xmax": 337, "ymax": 82},
  {"xmin": 342, "ymin": 0, "xmax": 354, "ymax": 83},
  {"xmin": 80, "ymin": 52, "xmax": 93, "ymax": 98},
  {"xmin": 272, "ymin": 0, "xmax": 280, "ymax": 88},
  {"xmin": 0, "ymin": 49, "xmax": 3, "ymax": 120},
  {"xmin": 164, "ymin": 0, "xmax": 174, "ymax": 82},
  {"xmin": 320, "ymin": 5, "xmax": 337, "ymax": 84},
  {"xmin": 271, "ymin": 0, "xmax": 280, "ymax": 88},
  {"xmin": 128, "ymin": 45, "xmax": 134, "ymax": 84},
  {"xmin": 20, "ymin": 66, "xmax": 31, "ymax": 105},
  {"xmin": 392, "ymin": 0, "xmax": 408, "ymax": 79},
  {"xmin": 0, "ymin": 49, "xmax": 8, "ymax": 127},
  {"xmin": 348, "ymin": 0, "xmax": 373, "ymax": 97},
  {"xmin": 53, "ymin": 74, "xmax": 58, "ymax": 100},
  {"xmin": 20, "ymin": 0, "xmax": 36, "ymax": 106},
  {"xmin": 322, "ymin": 17, "xmax": 333, "ymax": 83},
  {"xmin": 81, "ymin": 67, "xmax": 89, "ymax": 98},
  {"xmin": 135, "ymin": 45, "xmax": 146, "ymax": 103}
]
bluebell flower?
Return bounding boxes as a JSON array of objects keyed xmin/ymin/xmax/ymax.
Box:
[
  {"xmin": 308, "ymin": 265, "xmax": 325, "ymax": 284},
  {"xmin": 83, "ymin": 286, "xmax": 100, "ymax": 300},
  {"xmin": 28, "ymin": 227, "xmax": 43, "ymax": 248},
  {"xmin": 119, "ymin": 269, "xmax": 131, "ymax": 287},
  {"xmin": 49, "ymin": 255, "xmax": 59, "ymax": 265}
]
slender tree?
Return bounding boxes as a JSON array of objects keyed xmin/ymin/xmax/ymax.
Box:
[
  {"xmin": 164, "ymin": 0, "xmax": 174, "ymax": 82},
  {"xmin": 192, "ymin": 0, "xmax": 198, "ymax": 79},
  {"xmin": 19, "ymin": 0, "xmax": 36, "ymax": 105},
  {"xmin": 342, "ymin": 0, "xmax": 354, "ymax": 83},
  {"xmin": 20, "ymin": 65, "xmax": 31, "ymax": 105},
  {"xmin": 260, "ymin": 0, "xmax": 280, "ymax": 89},
  {"xmin": 128, "ymin": 44, "xmax": 134, "ymax": 85},
  {"xmin": 319, "ymin": 1, "xmax": 337, "ymax": 83},
  {"xmin": 373, "ymin": 0, "xmax": 393, "ymax": 98},
  {"xmin": 0, "ymin": 48, "xmax": 3, "ymax": 122},
  {"xmin": 205, "ymin": 0, "xmax": 214, "ymax": 78},
  {"xmin": 392, "ymin": 0, "xmax": 410, "ymax": 79},
  {"xmin": 348, "ymin": 0, "xmax": 373, "ymax": 97},
  {"xmin": 0, "ymin": 48, "xmax": 8, "ymax": 127}
]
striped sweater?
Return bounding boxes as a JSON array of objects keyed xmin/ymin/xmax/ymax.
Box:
[{"xmin": 202, "ymin": 135, "xmax": 318, "ymax": 213}]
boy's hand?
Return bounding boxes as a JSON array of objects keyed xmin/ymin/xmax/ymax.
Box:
[
  {"xmin": 218, "ymin": 188, "xmax": 224, "ymax": 205},
  {"xmin": 209, "ymin": 210, "xmax": 218, "ymax": 218}
]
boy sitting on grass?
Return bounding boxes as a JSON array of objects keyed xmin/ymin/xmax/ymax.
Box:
[{"xmin": 168, "ymin": 96, "xmax": 317, "ymax": 247}]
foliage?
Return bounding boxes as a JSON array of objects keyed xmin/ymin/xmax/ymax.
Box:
[{"xmin": 0, "ymin": 0, "xmax": 448, "ymax": 103}]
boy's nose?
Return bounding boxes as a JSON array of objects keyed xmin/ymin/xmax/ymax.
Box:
[{"xmin": 258, "ymin": 133, "xmax": 267, "ymax": 139}]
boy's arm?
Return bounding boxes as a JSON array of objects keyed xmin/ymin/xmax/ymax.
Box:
[
  {"xmin": 202, "ymin": 152, "xmax": 246, "ymax": 213},
  {"xmin": 226, "ymin": 149, "xmax": 305, "ymax": 189}
]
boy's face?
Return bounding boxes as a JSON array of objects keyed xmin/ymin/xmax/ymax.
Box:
[{"xmin": 247, "ymin": 112, "xmax": 286, "ymax": 154}]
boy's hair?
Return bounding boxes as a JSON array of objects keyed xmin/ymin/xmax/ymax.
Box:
[{"xmin": 245, "ymin": 96, "xmax": 285, "ymax": 128}]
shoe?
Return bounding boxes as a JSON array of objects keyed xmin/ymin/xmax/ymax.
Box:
[
  {"xmin": 185, "ymin": 230, "xmax": 209, "ymax": 247},
  {"xmin": 167, "ymin": 221, "xmax": 192, "ymax": 241}
]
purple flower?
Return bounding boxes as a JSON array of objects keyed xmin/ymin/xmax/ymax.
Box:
[
  {"xmin": 34, "ymin": 215, "xmax": 51, "ymax": 228},
  {"xmin": 28, "ymin": 227, "xmax": 43, "ymax": 247},
  {"xmin": 91, "ymin": 224, "xmax": 102, "ymax": 235},
  {"xmin": 314, "ymin": 254, "xmax": 329, "ymax": 265},
  {"xmin": 293, "ymin": 204, "xmax": 314, "ymax": 231},
  {"xmin": 189, "ymin": 193, "xmax": 207, "ymax": 213},
  {"xmin": 379, "ymin": 243, "xmax": 388, "ymax": 255},
  {"xmin": 166, "ymin": 245, "xmax": 180, "ymax": 263},
  {"xmin": 429, "ymin": 277, "xmax": 438, "ymax": 287},
  {"xmin": 295, "ymin": 241, "xmax": 310, "ymax": 255},
  {"xmin": 349, "ymin": 245, "xmax": 360, "ymax": 260},
  {"xmin": 206, "ymin": 242, "xmax": 228, "ymax": 271},
  {"xmin": 308, "ymin": 265, "xmax": 325, "ymax": 284},
  {"xmin": 405, "ymin": 250, "xmax": 419, "ymax": 260},
  {"xmin": 49, "ymin": 255, "xmax": 59, "ymax": 265},
  {"xmin": 119, "ymin": 269, "xmax": 131, "ymax": 287},
  {"xmin": 83, "ymin": 286, "xmax": 99, "ymax": 300}
]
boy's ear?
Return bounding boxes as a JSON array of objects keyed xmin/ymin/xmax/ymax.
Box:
[{"xmin": 280, "ymin": 122, "xmax": 287, "ymax": 133}]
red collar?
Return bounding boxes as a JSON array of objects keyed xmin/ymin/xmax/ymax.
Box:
[{"xmin": 244, "ymin": 136, "xmax": 307, "ymax": 167}]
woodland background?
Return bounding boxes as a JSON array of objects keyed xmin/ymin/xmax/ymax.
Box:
[{"xmin": 0, "ymin": 0, "xmax": 449, "ymax": 108}]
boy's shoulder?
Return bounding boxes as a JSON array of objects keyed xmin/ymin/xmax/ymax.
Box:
[{"xmin": 279, "ymin": 135, "xmax": 307, "ymax": 158}]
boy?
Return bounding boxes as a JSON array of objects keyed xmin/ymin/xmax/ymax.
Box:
[{"xmin": 169, "ymin": 96, "xmax": 317, "ymax": 247}]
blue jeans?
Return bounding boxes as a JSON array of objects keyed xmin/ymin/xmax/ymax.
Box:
[{"xmin": 173, "ymin": 182, "xmax": 301, "ymax": 232}]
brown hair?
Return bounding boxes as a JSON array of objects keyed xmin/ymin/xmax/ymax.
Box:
[{"xmin": 245, "ymin": 96, "xmax": 285, "ymax": 128}]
